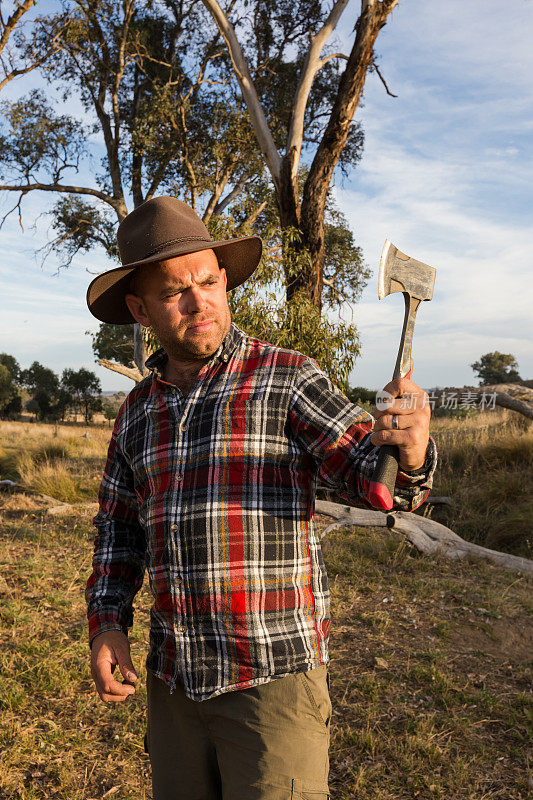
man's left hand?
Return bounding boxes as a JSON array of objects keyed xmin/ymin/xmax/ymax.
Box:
[{"xmin": 370, "ymin": 374, "xmax": 431, "ymax": 472}]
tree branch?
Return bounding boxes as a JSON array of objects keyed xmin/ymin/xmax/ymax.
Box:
[
  {"xmin": 98, "ymin": 358, "xmax": 142, "ymax": 383},
  {"xmin": 0, "ymin": 0, "xmax": 35, "ymax": 58},
  {"xmin": 372, "ymin": 58, "xmax": 397, "ymax": 97},
  {"xmin": 241, "ymin": 199, "xmax": 267, "ymax": 229},
  {"xmin": 318, "ymin": 52, "xmax": 349, "ymax": 68},
  {"xmin": 302, "ymin": 0, "xmax": 399, "ymax": 236},
  {"xmin": 212, "ymin": 173, "xmax": 248, "ymax": 216},
  {"xmin": 200, "ymin": 0, "xmax": 282, "ymax": 188},
  {"xmin": 286, "ymin": 0, "xmax": 351, "ymax": 181},
  {"xmin": 0, "ymin": 5, "xmax": 70, "ymax": 92},
  {"xmin": 203, "ymin": 163, "xmax": 236, "ymax": 222},
  {"xmin": 0, "ymin": 182, "xmax": 116, "ymax": 206}
]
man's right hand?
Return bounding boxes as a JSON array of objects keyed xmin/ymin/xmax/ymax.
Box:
[{"xmin": 90, "ymin": 630, "xmax": 138, "ymax": 703}]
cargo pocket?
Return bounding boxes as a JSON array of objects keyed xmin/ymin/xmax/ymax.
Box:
[
  {"xmin": 291, "ymin": 777, "xmax": 330, "ymax": 799},
  {"xmin": 298, "ymin": 668, "xmax": 332, "ymax": 730}
]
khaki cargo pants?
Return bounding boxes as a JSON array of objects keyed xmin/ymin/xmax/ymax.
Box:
[{"xmin": 146, "ymin": 666, "xmax": 331, "ymax": 800}]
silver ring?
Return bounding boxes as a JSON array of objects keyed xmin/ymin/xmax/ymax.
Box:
[{"xmin": 392, "ymin": 414, "xmax": 399, "ymax": 430}]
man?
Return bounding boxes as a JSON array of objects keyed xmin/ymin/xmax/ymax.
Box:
[{"xmin": 86, "ymin": 196, "xmax": 436, "ymax": 800}]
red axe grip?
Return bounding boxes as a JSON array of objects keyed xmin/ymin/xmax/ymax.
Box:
[
  {"xmin": 368, "ymin": 444, "xmax": 399, "ymax": 511},
  {"xmin": 368, "ymin": 358, "xmax": 415, "ymax": 510}
]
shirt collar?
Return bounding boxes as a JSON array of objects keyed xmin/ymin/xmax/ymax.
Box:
[{"xmin": 145, "ymin": 322, "xmax": 245, "ymax": 377}]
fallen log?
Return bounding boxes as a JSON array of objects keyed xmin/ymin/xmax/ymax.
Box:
[
  {"xmin": 315, "ymin": 499, "xmax": 533, "ymax": 578},
  {"xmin": 473, "ymin": 388, "xmax": 533, "ymax": 421}
]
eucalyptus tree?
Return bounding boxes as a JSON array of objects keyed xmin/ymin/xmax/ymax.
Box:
[
  {"xmin": 198, "ymin": 0, "xmax": 398, "ymax": 308},
  {"xmin": 0, "ymin": 0, "xmax": 265, "ymax": 375},
  {"xmin": 0, "ymin": 0, "xmax": 374, "ymax": 385}
]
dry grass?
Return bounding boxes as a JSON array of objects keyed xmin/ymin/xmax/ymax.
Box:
[
  {"xmin": 428, "ymin": 410, "xmax": 533, "ymax": 557},
  {"xmin": 0, "ymin": 421, "xmax": 110, "ymax": 504},
  {"xmin": 0, "ymin": 417, "xmax": 532, "ymax": 798}
]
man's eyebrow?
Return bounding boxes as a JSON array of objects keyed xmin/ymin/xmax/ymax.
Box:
[{"xmin": 158, "ymin": 272, "xmax": 219, "ymax": 296}]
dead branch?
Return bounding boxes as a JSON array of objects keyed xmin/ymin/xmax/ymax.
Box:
[
  {"xmin": 316, "ymin": 499, "xmax": 533, "ymax": 578},
  {"xmin": 371, "ymin": 59, "xmax": 397, "ymax": 97},
  {"xmin": 97, "ymin": 358, "xmax": 143, "ymax": 383},
  {"xmin": 200, "ymin": 0, "xmax": 282, "ymax": 186},
  {"xmin": 469, "ymin": 386, "xmax": 533, "ymax": 421}
]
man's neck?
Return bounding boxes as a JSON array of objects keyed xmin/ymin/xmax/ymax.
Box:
[{"xmin": 162, "ymin": 355, "xmax": 210, "ymax": 396}]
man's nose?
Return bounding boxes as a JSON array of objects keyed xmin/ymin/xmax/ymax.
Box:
[{"xmin": 185, "ymin": 286, "xmax": 207, "ymax": 313}]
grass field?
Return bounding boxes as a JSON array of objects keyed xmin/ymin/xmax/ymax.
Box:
[{"xmin": 0, "ymin": 413, "xmax": 532, "ymax": 799}]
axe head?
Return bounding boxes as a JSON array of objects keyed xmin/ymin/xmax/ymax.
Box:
[{"xmin": 378, "ymin": 240, "xmax": 436, "ymax": 302}]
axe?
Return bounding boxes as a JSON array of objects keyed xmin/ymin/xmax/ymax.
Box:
[{"xmin": 367, "ymin": 240, "xmax": 436, "ymax": 511}]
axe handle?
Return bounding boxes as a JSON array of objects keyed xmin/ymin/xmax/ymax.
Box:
[
  {"xmin": 369, "ymin": 293, "xmax": 421, "ymax": 511},
  {"xmin": 368, "ymin": 445, "xmax": 399, "ymax": 511}
]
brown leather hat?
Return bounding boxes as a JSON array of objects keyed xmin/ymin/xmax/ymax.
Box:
[{"xmin": 87, "ymin": 196, "xmax": 262, "ymax": 324}]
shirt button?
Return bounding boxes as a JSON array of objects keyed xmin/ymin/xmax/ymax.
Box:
[
  {"xmin": 171, "ymin": 524, "xmax": 179, "ymax": 532},
  {"xmin": 222, "ymin": 354, "xmax": 229, "ymax": 362},
  {"xmin": 176, "ymin": 473, "xmax": 184, "ymax": 482},
  {"xmin": 180, "ymin": 422, "xmax": 188, "ymax": 431},
  {"xmin": 178, "ymin": 625, "xmax": 186, "ymax": 634}
]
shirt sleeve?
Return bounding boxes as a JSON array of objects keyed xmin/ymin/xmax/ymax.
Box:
[
  {"xmin": 288, "ymin": 357, "xmax": 437, "ymax": 512},
  {"xmin": 85, "ymin": 411, "xmax": 146, "ymax": 645}
]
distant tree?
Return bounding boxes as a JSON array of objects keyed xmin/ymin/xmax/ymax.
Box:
[
  {"xmin": 25, "ymin": 397, "xmax": 40, "ymax": 417},
  {"xmin": 0, "ymin": 353, "xmax": 22, "ymax": 416},
  {"xmin": 102, "ymin": 400, "xmax": 117, "ymax": 426},
  {"xmin": 20, "ymin": 361, "xmax": 61, "ymax": 420},
  {"xmin": 20, "ymin": 360, "xmax": 59, "ymax": 394},
  {"xmin": 346, "ymin": 385, "xmax": 375, "ymax": 405},
  {"xmin": 0, "ymin": 352, "xmax": 21, "ymax": 383},
  {"xmin": 2, "ymin": 393, "xmax": 22, "ymax": 417},
  {"xmin": 471, "ymin": 352, "xmax": 521, "ymax": 386},
  {"xmin": 61, "ymin": 367, "xmax": 102, "ymax": 424},
  {"xmin": 0, "ymin": 363, "xmax": 13, "ymax": 405}
]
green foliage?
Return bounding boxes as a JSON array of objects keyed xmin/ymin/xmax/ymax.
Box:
[
  {"xmin": 48, "ymin": 197, "xmax": 120, "ymax": 268},
  {"xmin": 0, "ymin": 89, "xmax": 86, "ymax": 183},
  {"xmin": 61, "ymin": 367, "xmax": 102, "ymax": 424},
  {"xmin": 471, "ymin": 351, "xmax": 521, "ymax": 386},
  {"xmin": 87, "ymin": 322, "xmax": 135, "ymax": 367},
  {"xmin": 0, "ymin": 364, "xmax": 13, "ymax": 405},
  {"xmin": 323, "ymin": 208, "xmax": 371, "ymax": 310},
  {"xmin": 0, "ymin": 355, "xmax": 22, "ymax": 418},
  {"xmin": 346, "ymin": 386, "xmax": 376, "ymax": 406},
  {"xmin": 229, "ymin": 288, "xmax": 361, "ymax": 386},
  {"xmin": 0, "ymin": 353, "xmax": 21, "ymax": 383},
  {"xmin": 216, "ymin": 207, "xmax": 368, "ymax": 384},
  {"xmin": 102, "ymin": 400, "xmax": 117, "ymax": 424},
  {"xmin": 20, "ymin": 361, "xmax": 59, "ymax": 396}
]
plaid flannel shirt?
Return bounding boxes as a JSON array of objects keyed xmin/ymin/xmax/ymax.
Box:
[{"xmin": 86, "ymin": 323, "xmax": 437, "ymax": 701}]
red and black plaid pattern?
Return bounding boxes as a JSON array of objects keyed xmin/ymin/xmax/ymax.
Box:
[{"xmin": 86, "ymin": 324, "xmax": 437, "ymax": 700}]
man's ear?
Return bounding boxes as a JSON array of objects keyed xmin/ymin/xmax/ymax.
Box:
[
  {"xmin": 125, "ymin": 293, "xmax": 151, "ymax": 327},
  {"xmin": 219, "ymin": 267, "xmax": 228, "ymax": 287}
]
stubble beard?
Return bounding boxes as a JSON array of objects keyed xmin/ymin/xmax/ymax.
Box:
[{"xmin": 154, "ymin": 311, "xmax": 231, "ymax": 363}]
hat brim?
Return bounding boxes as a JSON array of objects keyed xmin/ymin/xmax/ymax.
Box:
[{"xmin": 87, "ymin": 235, "xmax": 262, "ymax": 324}]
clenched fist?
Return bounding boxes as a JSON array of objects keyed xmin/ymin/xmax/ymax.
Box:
[{"xmin": 370, "ymin": 372, "xmax": 431, "ymax": 472}]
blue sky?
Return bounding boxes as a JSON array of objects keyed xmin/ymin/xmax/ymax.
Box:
[{"xmin": 1, "ymin": 0, "xmax": 532, "ymax": 392}]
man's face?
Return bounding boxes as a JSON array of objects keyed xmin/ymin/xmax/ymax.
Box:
[{"xmin": 125, "ymin": 249, "xmax": 231, "ymax": 361}]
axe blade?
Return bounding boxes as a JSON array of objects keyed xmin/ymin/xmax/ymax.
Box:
[{"xmin": 378, "ymin": 240, "xmax": 436, "ymax": 302}]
